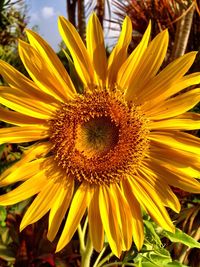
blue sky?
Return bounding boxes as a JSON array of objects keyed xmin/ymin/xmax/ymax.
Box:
[
  {"xmin": 24, "ymin": 0, "xmax": 119, "ymax": 51},
  {"xmin": 25, "ymin": 0, "xmax": 67, "ymax": 50}
]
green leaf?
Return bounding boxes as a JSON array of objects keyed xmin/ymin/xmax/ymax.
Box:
[
  {"xmin": 164, "ymin": 261, "xmax": 189, "ymax": 267},
  {"xmin": 140, "ymin": 262, "xmax": 163, "ymax": 267},
  {"xmin": 0, "ymin": 144, "xmax": 5, "ymax": 158},
  {"xmin": 149, "ymin": 248, "xmax": 171, "ymax": 265},
  {"xmin": 0, "ymin": 244, "xmax": 15, "ymax": 262},
  {"xmin": 11, "ymin": 198, "xmax": 31, "ymax": 214},
  {"xmin": 162, "ymin": 228, "xmax": 200, "ymax": 249},
  {"xmin": 144, "ymin": 220, "xmax": 162, "ymax": 246},
  {"xmin": 139, "ymin": 261, "xmax": 189, "ymax": 267},
  {"xmin": 0, "ymin": 206, "xmax": 7, "ymax": 226},
  {"xmin": 135, "ymin": 246, "xmax": 172, "ymax": 267},
  {"xmin": 0, "ymin": 226, "xmax": 13, "ymax": 245}
]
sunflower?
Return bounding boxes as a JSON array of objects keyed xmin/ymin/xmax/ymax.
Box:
[{"xmin": 0, "ymin": 14, "xmax": 200, "ymax": 257}]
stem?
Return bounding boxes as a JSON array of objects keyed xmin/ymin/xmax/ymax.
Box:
[
  {"xmin": 83, "ymin": 216, "xmax": 88, "ymax": 238},
  {"xmin": 66, "ymin": 0, "xmax": 77, "ymax": 27},
  {"xmin": 102, "ymin": 263, "xmax": 136, "ymax": 267},
  {"xmin": 81, "ymin": 234, "xmax": 93, "ymax": 267},
  {"xmin": 96, "ymin": 0, "xmax": 105, "ymax": 27},
  {"xmin": 78, "ymin": 224, "xmax": 85, "ymax": 253},
  {"xmin": 179, "ymin": 226, "xmax": 200, "ymax": 264},
  {"xmin": 78, "ymin": 0, "xmax": 86, "ymax": 42},
  {"xmin": 171, "ymin": 3, "xmax": 195, "ymax": 60},
  {"xmin": 95, "ymin": 252, "xmax": 114, "ymax": 267},
  {"xmin": 93, "ymin": 246, "xmax": 107, "ymax": 267}
]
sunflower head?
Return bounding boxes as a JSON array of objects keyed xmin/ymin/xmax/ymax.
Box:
[
  {"xmin": 0, "ymin": 13, "xmax": 200, "ymax": 259},
  {"xmin": 49, "ymin": 89, "xmax": 149, "ymax": 185}
]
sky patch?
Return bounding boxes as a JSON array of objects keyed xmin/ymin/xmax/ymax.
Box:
[{"xmin": 41, "ymin": 6, "xmax": 56, "ymax": 19}]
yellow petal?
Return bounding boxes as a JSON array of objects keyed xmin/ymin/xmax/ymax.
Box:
[
  {"xmin": 0, "ymin": 107, "xmax": 45, "ymax": 126},
  {"xmin": 18, "ymin": 40, "xmax": 67, "ymax": 102},
  {"xmin": 149, "ymin": 142, "xmax": 200, "ymax": 171},
  {"xmin": 117, "ymin": 21, "xmax": 151, "ymax": 92},
  {"xmin": 148, "ymin": 88, "xmax": 200, "ymax": 121},
  {"xmin": 56, "ymin": 183, "xmax": 93, "ymax": 252},
  {"xmin": 121, "ymin": 179, "xmax": 144, "ymax": 250},
  {"xmin": 107, "ymin": 16, "xmax": 132, "ymax": 85},
  {"xmin": 99, "ymin": 185, "xmax": 122, "ymax": 257},
  {"xmin": 149, "ymin": 117, "xmax": 200, "ymax": 131},
  {"xmin": 0, "ymin": 142, "xmax": 51, "ymax": 180},
  {"xmin": 86, "ymin": 13, "xmax": 107, "ymax": 84},
  {"xmin": 26, "ymin": 30, "xmax": 76, "ymax": 99},
  {"xmin": 58, "ymin": 16, "xmax": 94, "ymax": 86},
  {"xmin": 149, "ymin": 146, "xmax": 200, "ymax": 179},
  {"xmin": 147, "ymin": 158, "xmax": 200, "ymax": 193},
  {"xmin": 0, "ymin": 158, "xmax": 46, "ymax": 187},
  {"xmin": 0, "ymin": 60, "xmax": 58, "ymax": 103},
  {"xmin": 20, "ymin": 180, "xmax": 61, "ymax": 231},
  {"xmin": 88, "ymin": 187, "xmax": 104, "ymax": 252},
  {"xmin": 149, "ymin": 131, "xmax": 200, "ymax": 155},
  {"xmin": 112, "ymin": 184, "xmax": 133, "ymax": 251},
  {"xmin": 137, "ymin": 167, "xmax": 181, "ymax": 213},
  {"xmin": 125, "ymin": 29, "xmax": 169, "ymax": 101},
  {"xmin": 0, "ymin": 171, "xmax": 48, "ymax": 206},
  {"xmin": 0, "ymin": 125, "xmax": 48, "ymax": 145},
  {"xmin": 139, "ymin": 52, "xmax": 197, "ymax": 105},
  {"xmin": 0, "ymin": 86, "xmax": 55, "ymax": 119},
  {"xmin": 47, "ymin": 178, "xmax": 74, "ymax": 242},
  {"xmin": 169, "ymin": 163, "xmax": 199, "ymax": 179},
  {"xmin": 128, "ymin": 175, "xmax": 175, "ymax": 232}
]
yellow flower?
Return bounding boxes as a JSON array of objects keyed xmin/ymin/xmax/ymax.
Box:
[{"xmin": 0, "ymin": 14, "xmax": 200, "ymax": 257}]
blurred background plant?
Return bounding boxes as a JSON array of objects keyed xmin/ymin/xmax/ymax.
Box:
[
  {"xmin": 0, "ymin": 0, "xmax": 200, "ymax": 266},
  {"xmin": 111, "ymin": 0, "xmax": 200, "ymax": 69},
  {"xmin": 0, "ymin": 0, "xmax": 28, "ymax": 74}
]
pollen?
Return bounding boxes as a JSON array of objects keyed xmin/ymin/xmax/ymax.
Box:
[{"xmin": 49, "ymin": 89, "xmax": 149, "ymax": 185}]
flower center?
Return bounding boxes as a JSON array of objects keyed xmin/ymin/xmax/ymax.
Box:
[
  {"xmin": 75, "ymin": 116, "xmax": 119, "ymax": 159},
  {"xmin": 49, "ymin": 89, "xmax": 149, "ymax": 185}
]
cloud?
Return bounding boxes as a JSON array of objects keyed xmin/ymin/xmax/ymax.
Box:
[
  {"xmin": 41, "ymin": 6, "xmax": 55, "ymax": 19},
  {"xmin": 31, "ymin": 12, "xmax": 39, "ymax": 22}
]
